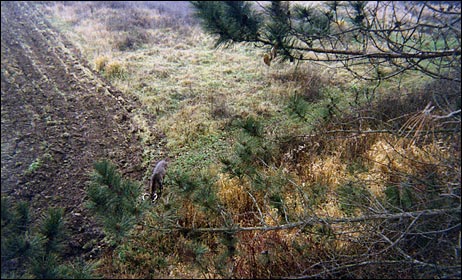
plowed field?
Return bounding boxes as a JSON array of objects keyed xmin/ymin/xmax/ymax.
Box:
[{"xmin": 1, "ymin": 1, "xmax": 149, "ymax": 259}]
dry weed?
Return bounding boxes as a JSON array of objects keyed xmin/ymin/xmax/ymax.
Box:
[
  {"xmin": 104, "ymin": 60, "xmax": 126, "ymax": 79},
  {"xmin": 94, "ymin": 55, "xmax": 109, "ymax": 72}
]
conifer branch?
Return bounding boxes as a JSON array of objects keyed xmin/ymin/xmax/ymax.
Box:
[{"xmin": 191, "ymin": 1, "xmax": 461, "ymax": 81}]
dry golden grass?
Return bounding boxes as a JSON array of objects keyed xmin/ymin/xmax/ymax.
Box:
[
  {"xmin": 178, "ymin": 200, "xmax": 209, "ymax": 228},
  {"xmin": 365, "ymin": 136, "xmax": 452, "ymax": 193},
  {"xmin": 304, "ymin": 153, "xmax": 347, "ymax": 186},
  {"xmin": 217, "ymin": 176, "xmax": 252, "ymax": 215},
  {"xmin": 93, "ymin": 55, "xmax": 109, "ymax": 72},
  {"xmin": 104, "ymin": 60, "xmax": 126, "ymax": 79}
]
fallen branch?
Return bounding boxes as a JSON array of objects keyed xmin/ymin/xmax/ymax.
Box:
[{"xmin": 147, "ymin": 207, "xmax": 460, "ymax": 234}]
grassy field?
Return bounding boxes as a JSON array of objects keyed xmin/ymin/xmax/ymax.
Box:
[{"xmin": 41, "ymin": 2, "xmax": 460, "ymax": 278}]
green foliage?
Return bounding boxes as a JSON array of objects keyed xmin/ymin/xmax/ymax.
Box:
[
  {"xmin": 284, "ymin": 86, "xmax": 341, "ymax": 128},
  {"xmin": 234, "ymin": 115, "xmax": 264, "ymax": 137},
  {"xmin": 171, "ymin": 133, "xmax": 230, "ymax": 174},
  {"xmin": 28, "ymin": 253, "xmax": 61, "ymax": 279},
  {"xmin": 86, "ymin": 160, "xmax": 148, "ymax": 245},
  {"xmin": 287, "ymin": 94, "xmax": 310, "ymax": 121},
  {"xmin": 170, "ymin": 169, "xmax": 200, "ymax": 194},
  {"xmin": 264, "ymin": 1, "xmax": 291, "ymax": 52},
  {"xmin": 292, "ymin": 5, "xmax": 331, "ymax": 37},
  {"xmin": 190, "ymin": 1, "xmax": 261, "ymax": 47},
  {"xmin": 26, "ymin": 158, "xmax": 42, "ymax": 174},
  {"xmin": 306, "ymin": 183, "xmax": 328, "ymax": 207},
  {"xmin": 220, "ymin": 231, "xmax": 237, "ymax": 257},
  {"xmin": 235, "ymin": 134, "xmax": 264, "ymax": 164},
  {"xmin": 192, "ymin": 184, "xmax": 218, "ymax": 213},
  {"xmin": 114, "ymin": 238, "xmax": 170, "ymax": 276},
  {"xmin": 383, "ymin": 173, "xmax": 455, "ymax": 213},
  {"xmin": 191, "ymin": 1, "xmax": 461, "ymax": 81},
  {"xmin": 1, "ymin": 230, "xmax": 31, "ymax": 268},
  {"xmin": 14, "ymin": 201, "xmax": 31, "ymax": 234},
  {"xmin": 169, "ymin": 166, "xmax": 220, "ymax": 217},
  {"xmin": 56, "ymin": 258, "xmax": 100, "ymax": 279},
  {"xmin": 1, "ymin": 196, "xmax": 11, "ymax": 223},
  {"xmin": 220, "ymin": 154, "xmax": 251, "ymax": 180},
  {"xmin": 191, "ymin": 0, "xmax": 333, "ymax": 57},
  {"xmin": 1, "ymin": 196, "xmax": 98, "ymax": 279},
  {"xmin": 221, "ymin": 128, "xmax": 279, "ymax": 182},
  {"xmin": 27, "ymin": 208, "xmax": 76, "ymax": 279},
  {"xmin": 248, "ymin": 169, "xmax": 269, "ymax": 192},
  {"xmin": 337, "ymin": 181, "xmax": 371, "ymax": 216},
  {"xmin": 170, "ymin": 166, "xmax": 217, "ymax": 196},
  {"xmin": 233, "ymin": 116, "xmax": 279, "ymax": 166},
  {"xmin": 190, "ymin": 240, "xmax": 210, "ymax": 262},
  {"xmin": 384, "ymin": 184, "xmax": 414, "ymax": 212},
  {"xmin": 148, "ymin": 192, "xmax": 181, "ymax": 230},
  {"xmin": 39, "ymin": 208, "xmax": 66, "ymax": 254},
  {"xmin": 1, "ymin": 199, "xmax": 33, "ymax": 268},
  {"xmin": 346, "ymin": 159, "xmax": 368, "ymax": 174},
  {"xmin": 348, "ymin": 1, "xmax": 366, "ymax": 26}
]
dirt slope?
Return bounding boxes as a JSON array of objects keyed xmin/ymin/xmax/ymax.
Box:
[{"xmin": 1, "ymin": 1, "xmax": 147, "ymax": 258}]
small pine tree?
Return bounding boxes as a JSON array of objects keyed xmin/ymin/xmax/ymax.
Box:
[
  {"xmin": 86, "ymin": 160, "xmax": 148, "ymax": 245},
  {"xmin": 39, "ymin": 208, "xmax": 66, "ymax": 254},
  {"xmin": 1, "ymin": 196, "xmax": 98, "ymax": 279},
  {"xmin": 1, "ymin": 198, "xmax": 33, "ymax": 275}
]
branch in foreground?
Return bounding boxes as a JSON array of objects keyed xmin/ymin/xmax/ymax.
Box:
[
  {"xmin": 148, "ymin": 207, "xmax": 460, "ymax": 233},
  {"xmin": 279, "ymin": 128, "xmax": 459, "ymax": 143},
  {"xmin": 287, "ymin": 260, "xmax": 461, "ymax": 279}
]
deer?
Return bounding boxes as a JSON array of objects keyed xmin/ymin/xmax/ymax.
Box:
[{"xmin": 150, "ymin": 158, "xmax": 169, "ymax": 201}]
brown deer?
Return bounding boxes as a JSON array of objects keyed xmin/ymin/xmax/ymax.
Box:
[{"xmin": 150, "ymin": 158, "xmax": 169, "ymax": 201}]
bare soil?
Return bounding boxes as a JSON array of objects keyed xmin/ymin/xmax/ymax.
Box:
[{"xmin": 1, "ymin": 1, "xmax": 158, "ymax": 260}]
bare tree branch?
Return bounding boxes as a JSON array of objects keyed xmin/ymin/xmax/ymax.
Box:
[{"xmin": 147, "ymin": 207, "xmax": 460, "ymax": 233}]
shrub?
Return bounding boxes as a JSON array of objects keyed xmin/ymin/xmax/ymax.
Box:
[
  {"xmin": 233, "ymin": 115, "xmax": 264, "ymax": 137},
  {"xmin": 105, "ymin": 8, "xmax": 153, "ymax": 31},
  {"xmin": 114, "ymin": 28, "xmax": 150, "ymax": 51},
  {"xmin": 210, "ymin": 95, "xmax": 231, "ymax": 119},
  {"xmin": 270, "ymin": 65, "xmax": 325, "ymax": 102},
  {"xmin": 287, "ymin": 93, "xmax": 310, "ymax": 121},
  {"xmin": 94, "ymin": 55, "xmax": 109, "ymax": 72},
  {"xmin": 104, "ymin": 60, "xmax": 126, "ymax": 79}
]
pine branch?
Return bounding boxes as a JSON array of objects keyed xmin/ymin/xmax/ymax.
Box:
[
  {"xmin": 86, "ymin": 160, "xmax": 147, "ymax": 244},
  {"xmin": 190, "ymin": 1, "xmax": 461, "ymax": 81}
]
